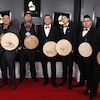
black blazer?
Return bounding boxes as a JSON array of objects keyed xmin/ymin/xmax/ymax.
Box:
[
  {"xmin": 59, "ymin": 22, "xmax": 76, "ymax": 51},
  {"xmin": 77, "ymin": 26, "xmax": 100, "ymax": 57},
  {"xmin": 38, "ymin": 24, "xmax": 60, "ymax": 58}
]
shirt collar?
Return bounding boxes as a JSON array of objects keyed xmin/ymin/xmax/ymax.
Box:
[
  {"xmin": 83, "ymin": 26, "xmax": 91, "ymax": 31},
  {"xmin": 44, "ymin": 24, "xmax": 51, "ymax": 28},
  {"xmin": 63, "ymin": 22, "xmax": 69, "ymax": 27},
  {"xmin": 3, "ymin": 25, "xmax": 9, "ymax": 30}
]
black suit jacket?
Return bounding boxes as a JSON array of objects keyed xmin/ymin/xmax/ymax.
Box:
[
  {"xmin": 38, "ymin": 24, "xmax": 60, "ymax": 60},
  {"xmin": 77, "ymin": 26, "xmax": 99, "ymax": 58},
  {"xmin": 59, "ymin": 22, "xmax": 76, "ymax": 52}
]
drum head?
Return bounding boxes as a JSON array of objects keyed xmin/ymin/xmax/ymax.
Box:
[
  {"xmin": 78, "ymin": 42, "xmax": 93, "ymax": 57},
  {"xmin": 97, "ymin": 52, "xmax": 100, "ymax": 65},
  {"xmin": 24, "ymin": 35, "xmax": 39, "ymax": 49},
  {"xmin": 1, "ymin": 32, "xmax": 19, "ymax": 51},
  {"xmin": 43, "ymin": 41, "xmax": 57, "ymax": 57},
  {"xmin": 56, "ymin": 39, "xmax": 72, "ymax": 56}
]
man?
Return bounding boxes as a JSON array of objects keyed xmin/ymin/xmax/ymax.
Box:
[
  {"xmin": 73, "ymin": 15, "xmax": 97, "ymax": 95},
  {"xmin": 58, "ymin": 15, "xmax": 75, "ymax": 89},
  {"xmin": 89, "ymin": 26, "xmax": 100, "ymax": 100},
  {"xmin": 0, "ymin": 15, "xmax": 18, "ymax": 90},
  {"xmin": 38, "ymin": 15, "xmax": 59, "ymax": 87},
  {"xmin": 18, "ymin": 11, "xmax": 38, "ymax": 82}
]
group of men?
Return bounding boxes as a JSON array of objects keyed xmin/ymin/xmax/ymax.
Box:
[{"xmin": 0, "ymin": 11, "xmax": 100, "ymax": 100}]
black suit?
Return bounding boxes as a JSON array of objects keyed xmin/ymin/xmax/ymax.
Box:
[
  {"xmin": 0, "ymin": 24, "xmax": 18, "ymax": 84},
  {"xmin": 90, "ymin": 29, "xmax": 100, "ymax": 97},
  {"xmin": 59, "ymin": 23, "xmax": 76, "ymax": 88},
  {"xmin": 38, "ymin": 25, "xmax": 59, "ymax": 84},
  {"xmin": 76, "ymin": 27, "xmax": 97, "ymax": 90},
  {"xmin": 19, "ymin": 22, "xmax": 37, "ymax": 81}
]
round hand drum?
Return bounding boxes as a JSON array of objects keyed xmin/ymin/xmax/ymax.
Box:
[
  {"xmin": 78, "ymin": 42, "xmax": 93, "ymax": 57},
  {"xmin": 56, "ymin": 39, "xmax": 72, "ymax": 56},
  {"xmin": 24, "ymin": 35, "xmax": 39, "ymax": 49},
  {"xmin": 97, "ymin": 52, "xmax": 100, "ymax": 65},
  {"xmin": 43, "ymin": 41, "xmax": 57, "ymax": 57},
  {"xmin": 1, "ymin": 32, "xmax": 19, "ymax": 51}
]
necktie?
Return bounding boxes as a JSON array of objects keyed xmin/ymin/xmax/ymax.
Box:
[
  {"xmin": 63, "ymin": 25, "xmax": 67, "ymax": 28},
  {"xmin": 83, "ymin": 28, "xmax": 88, "ymax": 31}
]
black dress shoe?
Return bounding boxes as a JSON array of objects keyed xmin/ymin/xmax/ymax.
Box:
[
  {"xmin": 19, "ymin": 78, "xmax": 25, "ymax": 83},
  {"xmin": 51, "ymin": 82, "xmax": 59, "ymax": 87},
  {"xmin": 90, "ymin": 97, "xmax": 95, "ymax": 100},
  {"xmin": 43, "ymin": 80, "xmax": 48, "ymax": 85},
  {"xmin": 11, "ymin": 83, "xmax": 16, "ymax": 90},
  {"xmin": 68, "ymin": 84, "xmax": 72, "ymax": 89},
  {"xmin": 33, "ymin": 78, "xmax": 38, "ymax": 82},
  {"xmin": 83, "ymin": 90, "xmax": 91, "ymax": 95},
  {"xmin": 90, "ymin": 95, "xmax": 95, "ymax": 100},
  {"xmin": 72, "ymin": 83, "xmax": 84, "ymax": 88},
  {"xmin": 0, "ymin": 82, "xmax": 8, "ymax": 87},
  {"xmin": 59, "ymin": 82, "xmax": 66, "ymax": 86}
]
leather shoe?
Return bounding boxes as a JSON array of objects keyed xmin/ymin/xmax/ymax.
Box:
[
  {"xmin": 59, "ymin": 82, "xmax": 66, "ymax": 86},
  {"xmin": 19, "ymin": 78, "xmax": 24, "ymax": 83},
  {"xmin": 68, "ymin": 84, "xmax": 72, "ymax": 89},
  {"xmin": 72, "ymin": 83, "xmax": 84, "ymax": 88},
  {"xmin": 33, "ymin": 78, "xmax": 38, "ymax": 82},
  {"xmin": 90, "ymin": 95, "xmax": 95, "ymax": 100},
  {"xmin": 43, "ymin": 80, "xmax": 48, "ymax": 85},
  {"xmin": 0, "ymin": 82, "xmax": 8, "ymax": 87},
  {"xmin": 51, "ymin": 82, "xmax": 59, "ymax": 87},
  {"xmin": 83, "ymin": 90, "xmax": 91, "ymax": 95},
  {"xmin": 11, "ymin": 84, "xmax": 16, "ymax": 90}
]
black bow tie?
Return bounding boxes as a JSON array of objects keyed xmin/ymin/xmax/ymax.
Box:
[
  {"xmin": 63, "ymin": 25, "xmax": 67, "ymax": 27},
  {"xmin": 45, "ymin": 26, "xmax": 50, "ymax": 28},
  {"xmin": 83, "ymin": 28, "xmax": 88, "ymax": 31}
]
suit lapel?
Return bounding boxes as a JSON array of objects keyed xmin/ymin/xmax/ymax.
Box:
[
  {"xmin": 84, "ymin": 27, "xmax": 92, "ymax": 38},
  {"xmin": 60, "ymin": 25, "xmax": 64, "ymax": 35},
  {"xmin": 42, "ymin": 25, "xmax": 47, "ymax": 38},
  {"xmin": 48, "ymin": 25, "xmax": 53, "ymax": 37},
  {"xmin": 61, "ymin": 23, "xmax": 70, "ymax": 35},
  {"xmin": 43, "ymin": 25, "xmax": 53, "ymax": 38}
]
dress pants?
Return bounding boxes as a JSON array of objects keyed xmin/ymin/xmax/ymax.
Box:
[
  {"xmin": 91, "ymin": 62, "xmax": 100, "ymax": 97},
  {"xmin": 77, "ymin": 55, "xmax": 93, "ymax": 90},
  {"xmin": 19, "ymin": 49, "xmax": 36, "ymax": 80},
  {"xmin": 41, "ymin": 57, "xmax": 56, "ymax": 83},
  {"xmin": 61, "ymin": 54, "xmax": 73, "ymax": 86},
  {"xmin": 0, "ymin": 52, "xmax": 16, "ymax": 84}
]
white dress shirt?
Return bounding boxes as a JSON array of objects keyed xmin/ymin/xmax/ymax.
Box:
[
  {"xmin": 63, "ymin": 23, "xmax": 69, "ymax": 34},
  {"xmin": 44, "ymin": 24, "xmax": 51, "ymax": 37},
  {"xmin": 82, "ymin": 27, "xmax": 90, "ymax": 37}
]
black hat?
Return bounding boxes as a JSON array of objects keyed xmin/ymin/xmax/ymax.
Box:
[{"xmin": 24, "ymin": 11, "xmax": 32, "ymax": 16}]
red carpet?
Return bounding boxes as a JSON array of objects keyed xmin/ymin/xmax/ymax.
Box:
[{"xmin": 0, "ymin": 78, "xmax": 100, "ymax": 100}]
